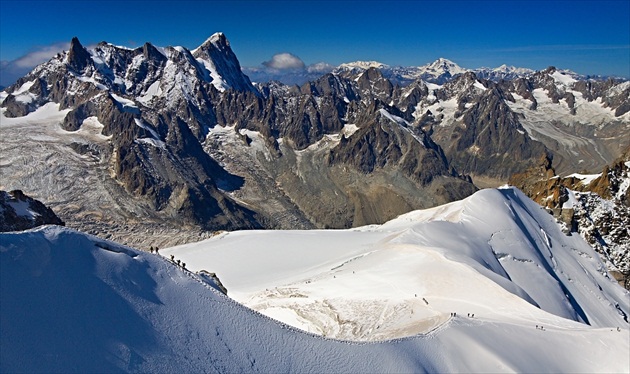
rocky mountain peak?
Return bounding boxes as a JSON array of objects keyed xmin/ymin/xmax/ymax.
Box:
[
  {"xmin": 67, "ymin": 36, "xmax": 92, "ymax": 72},
  {"xmin": 430, "ymin": 57, "xmax": 456, "ymax": 68},
  {"xmin": 192, "ymin": 32, "xmax": 256, "ymax": 93},
  {"xmin": 543, "ymin": 66, "xmax": 557, "ymax": 74},
  {"xmin": 209, "ymin": 32, "xmax": 228, "ymax": 47},
  {"xmin": 195, "ymin": 32, "xmax": 230, "ymax": 52},
  {"xmin": 142, "ymin": 42, "xmax": 166, "ymax": 61}
]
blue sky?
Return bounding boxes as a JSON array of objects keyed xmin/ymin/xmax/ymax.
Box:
[{"xmin": 1, "ymin": 0, "xmax": 629, "ymax": 86}]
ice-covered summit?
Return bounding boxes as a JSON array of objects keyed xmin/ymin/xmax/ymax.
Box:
[{"xmin": 423, "ymin": 57, "xmax": 466, "ymax": 75}]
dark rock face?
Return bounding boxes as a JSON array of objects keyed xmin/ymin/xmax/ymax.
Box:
[
  {"xmin": 0, "ymin": 190, "xmax": 65, "ymax": 232},
  {"xmin": 329, "ymin": 107, "xmax": 456, "ymax": 186},
  {"xmin": 508, "ymin": 153, "xmax": 565, "ymax": 209},
  {"xmin": 450, "ymin": 87, "xmax": 548, "ymax": 179},
  {"xmin": 355, "ymin": 68, "xmax": 394, "ymax": 101},
  {"xmin": 192, "ymin": 33, "xmax": 257, "ymax": 93},
  {"xmin": 67, "ymin": 37, "xmax": 92, "ymax": 73}
]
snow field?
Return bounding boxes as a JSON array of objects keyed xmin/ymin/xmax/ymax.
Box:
[
  {"xmin": 165, "ymin": 187, "xmax": 630, "ymax": 344},
  {"xmin": 2, "ymin": 222, "xmax": 628, "ymax": 373}
]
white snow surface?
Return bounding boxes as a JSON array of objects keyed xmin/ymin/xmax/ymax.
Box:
[
  {"xmin": 164, "ymin": 188, "xmax": 629, "ymax": 342},
  {"xmin": 110, "ymin": 93, "xmax": 139, "ymax": 113},
  {"xmin": 337, "ymin": 61, "xmax": 389, "ymax": 71},
  {"xmin": 196, "ymin": 57, "xmax": 230, "ymax": 92},
  {"xmin": 1, "ymin": 188, "xmax": 629, "ymax": 373},
  {"xmin": 551, "ymin": 70, "xmax": 578, "ymax": 86},
  {"xmin": 563, "ymin": 188, "xmax": 579, "ymax": 209},
  {"xmin": 3, "ymin": 199, "xmax": 40, "ymax": 220},
  {"xmin": 137, "ymin": 80, "xmax": 162, "ymax": 104},
  {"xmin": 133, "ymin": 118, "xmax": 161, "ymax": 141},
  {"xmin": 473, "ymin": 80, "xmax": 487, "ymax": 91},
  {"xmin": 565, "ymin": 172, "xmax": 602, "ymax": 186}
]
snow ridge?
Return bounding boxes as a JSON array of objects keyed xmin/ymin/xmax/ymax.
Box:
[{"xmin": 164, "ymin": 187, "xmax": 629, "ymax": 344}]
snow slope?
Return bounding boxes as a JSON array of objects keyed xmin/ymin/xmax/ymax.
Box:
[
  {"xmin": 1, "ymin": 222, "xmax": 628, "ymax": 373},
  {"xmin": 165, "ymin": 187, "xmax": 629, "ymax": 344}
]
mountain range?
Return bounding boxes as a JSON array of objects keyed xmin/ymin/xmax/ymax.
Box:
[
  {"xmin": 245, "ymin": 56, "xmax": 616, "ymax": 87},
  {"xmin": 0, "ymin": 32, "xmax": 628, "ymax": 248}
]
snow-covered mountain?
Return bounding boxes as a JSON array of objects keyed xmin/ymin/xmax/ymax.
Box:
[
  {"xmin": 413, "ymin": 57, "xmax": 468, "ymax": 83},
  {"xmin": 336, "ymin": 60, "xmax": 390, "ymax": 72},
  {"xmin": 474, "ymin": 64, "xmax": 535, "ymax": 81},
  {"xmin": 1, "ymin": 32, "xmax": 628, "ymax": 250},
  {"xmin": 332, "ymin": 58, "xmax": 539, "ymax": 86},
  {"xmin": 2, "ymin": 187, "xmax": 628, "ymax": 372},
  {"xmin": 332, "ymin": 58, "xmax": 467, "ymax": 85},
  {"xmin": 328, "ymin": 58, "xmax": 539, "ymax": 87}
]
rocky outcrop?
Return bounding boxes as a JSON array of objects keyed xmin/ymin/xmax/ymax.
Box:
[
  {"xmin": 67, "ymin": 37, "xmax": 93, "ymax": 73},
  {"xmin": 452, "ymin": 87, "xmax": 547, "ymax": 179},
  {"xmin": 509, "ymin": 149, "xmax": 630, "ymax": 289},
  {"xmin": 508, "ymin": 153, "xmax": 565, "ymax": 208},
  {"xmin": 0, "ymin": 190, "xmax": 65, "ymax": 232},
  {"xmin": 329, "ymin": 107, "xmax": 459, "ymax": 186}
]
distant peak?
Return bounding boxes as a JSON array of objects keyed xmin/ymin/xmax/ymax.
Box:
[
  {"xmin": 337, "ymin": 61, "xmax": 389, "ymax": 70},
  {"xmin": 544, "ymin": 66, "xmax": 557, "ymax": 74},
  {"xmin": 429, "ymin": 58, "xmax": 459, "ymax": 68},
  {"xmin": 210, "ymin": 32, "xmax": 226, "ymax": 43},
  {"xmin": 142, "ymin": 42, "xmax": 166, "ymax": 60}
]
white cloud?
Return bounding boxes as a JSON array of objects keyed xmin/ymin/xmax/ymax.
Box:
[
  {"xmin": 13, "ymin": 42, "xmax": 70, "ymax": 68},
  {"xmin": 263, "ymin": 53, "xmax": 306, "ymax": 70},
  {"xmin": 244, "ymin": 56, "xmax": 334, "ymax": 85},
  {"xmin": 1, "ymin": 42, "xmax": 70, "ymax": 87}
]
